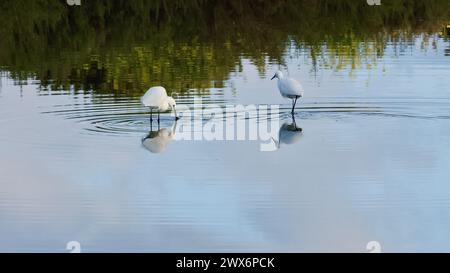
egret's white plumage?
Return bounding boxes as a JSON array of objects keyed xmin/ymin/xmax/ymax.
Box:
[
  {"xmin": 271, "ymin": 71, "xmax": 304, "ymax": 113},
  {"xmin": 141, "ymin": 86, "xmax": 178, "ymax": 120}
]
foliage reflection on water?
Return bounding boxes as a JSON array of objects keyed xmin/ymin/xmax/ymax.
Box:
[{"xmin": 0, "ymin": 0, "xmax": 449, "ymax": 96}]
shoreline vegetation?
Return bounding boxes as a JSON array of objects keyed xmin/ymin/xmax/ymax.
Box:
[{"xmin": 0, "ymin": 0, "xmax": 449, "ymax": 95}]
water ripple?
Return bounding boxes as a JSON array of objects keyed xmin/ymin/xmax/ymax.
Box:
[{"xmin": 39, "ymin": 97, "xmax": 450, "ymax": 136}]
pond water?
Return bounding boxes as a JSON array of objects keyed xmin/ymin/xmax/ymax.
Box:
[{"xmin": 0, "ymin": 0, "xmax": 450, "ymax": 252}]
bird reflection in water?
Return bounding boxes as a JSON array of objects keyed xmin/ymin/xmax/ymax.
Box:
[
  {"xmin": 142, "ymin": 119, "xmax": 177, "ymax": 154},
  {"xmin": 272, "ymin": 114, "xmax": 303, "ymax": 150}
]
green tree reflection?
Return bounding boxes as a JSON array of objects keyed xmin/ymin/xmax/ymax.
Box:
[{"xmin": 0, "ymin": 0, "xmax": 448, "ymax": 95}]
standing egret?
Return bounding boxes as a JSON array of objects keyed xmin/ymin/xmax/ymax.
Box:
[
  {"xmin": 271, "ymin": 71, "xmax": 304, "ymax": 114},
  {"xmin": 141, "ymin": 86, "xmax": 179, "ymax": 124}
]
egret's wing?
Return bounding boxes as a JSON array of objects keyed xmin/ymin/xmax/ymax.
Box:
[
  {"xmin": 141, "ymin": 86, "xmax": 168, "ymax": 107},
  {"xmin": 281, "ymin": 78, "xmax": 304, "ymax": 97}
]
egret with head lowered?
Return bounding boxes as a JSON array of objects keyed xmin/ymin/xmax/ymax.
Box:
[
  {"xmin": 271, "ymin": 71, "xmax": 304, "ymax": 114},
  {"xmin": 141, "ymin": 86, "xmax": 179, "ymax": 123}
]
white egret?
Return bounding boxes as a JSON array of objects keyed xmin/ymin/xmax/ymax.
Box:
[
  {"xmin": 271, "ymin": 71, "xmax": 304, "ymax": 113},
  {"xmin": 141, "ymin": 86, "xmax": 179, "ymax": 123}
]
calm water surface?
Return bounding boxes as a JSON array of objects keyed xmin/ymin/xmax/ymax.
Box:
[{"xmin": 1, "ymin": 1, "xmax": 450, "ymax": 252}]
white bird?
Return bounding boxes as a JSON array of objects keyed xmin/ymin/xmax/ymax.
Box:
[
  {"xmin": 141, "ymin": 86, "xmax": 178, "ymax": 123},
  {"xmin": 271, "ymin": 71, "xmax": 304, "ymax": 113},
  {"xmin": 142, "ymin": 120, "xmax": 177, "ymax": 154}
]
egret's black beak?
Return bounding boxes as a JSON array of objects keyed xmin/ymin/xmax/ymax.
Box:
[
  {"xmin": 271, "ymin": 75, "xmax": 276, "ymax": 80},
  {"xmin": 173, "ymin": 106, "xmax": 180, "ymax": 120}
]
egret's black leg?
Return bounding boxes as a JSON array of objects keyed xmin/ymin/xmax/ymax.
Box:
[
  {"xmin": 291, "ymin": 97, "xmax": 299, "ymax": 114},
  {"xmin": 150, "ymin": 110, "xmax": 153, "ymax": 131},
  {"xmin": 157, "ymin": 115, "xmax": 160, "ymax": 130}
]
